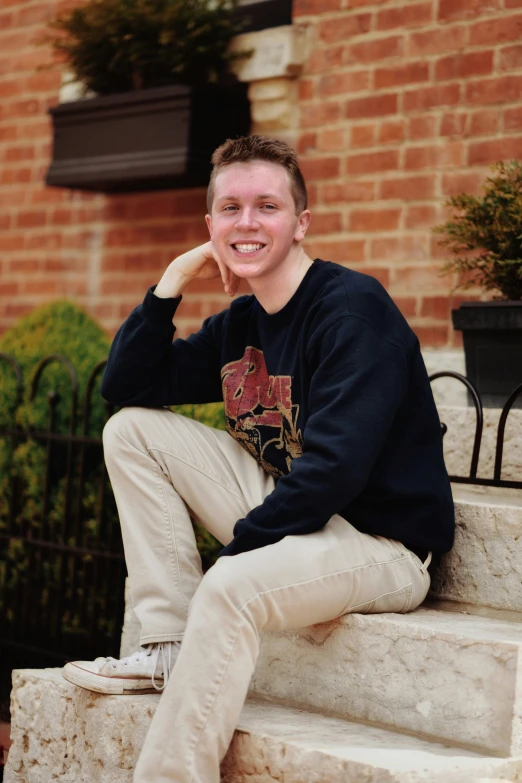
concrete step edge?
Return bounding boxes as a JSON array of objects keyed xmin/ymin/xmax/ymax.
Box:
[
  {"xmin": 250, "ymin": 605, "xmax": 522, "ymax": 757},
  {"xmin": 4, "ymin": 669, "xmax": 521, "ymax": 783},
  {"xmin": 224, "ymin": 697, "xmax": 521, "ymax": 783}
]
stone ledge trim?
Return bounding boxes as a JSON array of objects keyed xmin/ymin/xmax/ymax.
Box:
[{"xmin": 229, "ymin": 24, "xmax": 309, "ymax": 83}]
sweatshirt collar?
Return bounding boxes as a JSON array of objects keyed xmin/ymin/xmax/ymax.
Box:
[{"xmin": 255, "ymin": 259, "xmax": 321, "ymax": 331}]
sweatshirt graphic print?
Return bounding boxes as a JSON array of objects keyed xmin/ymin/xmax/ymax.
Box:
[{"xmin": 221, "ymin": 346, "xmax": 303, "ymax": 477}]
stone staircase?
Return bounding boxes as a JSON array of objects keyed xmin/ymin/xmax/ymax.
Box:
[{"xmin": 5, "ymin": 464, "xmax": 522, "ymax": 780}]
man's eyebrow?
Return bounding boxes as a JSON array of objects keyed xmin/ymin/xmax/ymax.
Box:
[{"xmin": 215, "ymin": 193, "xmax": 284, "ymax": 202}]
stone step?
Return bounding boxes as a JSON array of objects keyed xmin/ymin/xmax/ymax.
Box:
[
  {"xmin": 225, "ymin": 700, "xmax": 522, "ymax": 783},
  {"xmin": 4, "ymin": 668, "xmax": 521, "ymax": 783},
  {"xmin": 430, "ymin": 484, "xmax": 522, "ymax": 611},
  {"xmin": 249, "ymin": 602, "xmax": 522, "ymax": 757}
]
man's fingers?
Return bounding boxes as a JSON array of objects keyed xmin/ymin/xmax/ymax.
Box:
[
  {"xmin": 228, "ymin": 274, "xmax": 240, "ymax": 297},
  {"xmin": 216, "ymin": 258, "xmax": 229, "ymax": 288},
  {"xmin": 208, "ymin": 244, "xmax": 225, "ymax": 278},
  {"xmin": 209, "ymin": 243, "xmax": 237, "ymax": 294},
  {"xmin": 206, "ymin": 241, "xmax": 239, "ymax": 297}
]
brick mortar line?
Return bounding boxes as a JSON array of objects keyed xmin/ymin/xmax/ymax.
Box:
[
  {"xmin": 302, "ymin": 64, "xmax": 522, "ymax": 82},
  {"xmin": 301, "ymin": 135, "xmax": 506, "ymax": 154},
  {"xmin": 322, "ymin": 131, "xmax": 520, "ymax": 153},
  {"xmin": 298, "ymin": 116, "xmax": 522, "ymax": 131},
  {"xmin": 298, "ymin": 83, "xmax": 522, "ymax": 103},
  {"xmin": 298, "ymin": 10, "xmax": 522, "ymax": 27},
  {"xmin": 305, "ymin": 37, "xmax": 521, "ymax": 56}
]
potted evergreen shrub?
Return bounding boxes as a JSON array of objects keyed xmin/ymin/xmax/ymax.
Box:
[
  {"xmin": 44, "ymin": 0, "xmax": 251, "ymax": 192},
  {"xmin": 434, "ymin": 160, "xmax": 522, "ymax": 408}
]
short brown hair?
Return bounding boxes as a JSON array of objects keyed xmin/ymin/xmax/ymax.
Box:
[{"xmin": 207, "ymin": 135, "xmax": 308, "ymax": 215}]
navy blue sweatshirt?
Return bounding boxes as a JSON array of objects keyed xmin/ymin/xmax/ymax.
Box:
[{"xmin": 101, "ymin": 259, "xmax": 455, "ymax": 557}]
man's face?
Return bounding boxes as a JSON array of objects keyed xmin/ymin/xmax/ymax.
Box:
[{"xmin": 205, "ymin": 160, "xmax": 310, "ymax": 281}]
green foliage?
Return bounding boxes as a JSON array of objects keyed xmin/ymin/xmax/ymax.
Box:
[
  {"xmin": 46, "ymin": 0, "xmax": 248, "ymax": 95},
  {"xmin": 0, "ymin": 300, "xmax": 112, "ymax": 535},
  {"xmin": 434, "ymin": 160, "xmax": 522, "ymax": 300},
  {"xmin": 0, "ymin": 299, "xmax": 111, "ymax": 434},
  {"xmin": 171, "ymin": 402, "xmax": 225, "ymax": 431}
]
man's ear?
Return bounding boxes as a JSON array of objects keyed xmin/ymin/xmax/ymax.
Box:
[
  {"xmin": 294, "ymin": 210, "xmax": 311, "ymax": 242},
  {"xmin": 205, "ymin": 213, "xmax": 213, "ymax": 238}
]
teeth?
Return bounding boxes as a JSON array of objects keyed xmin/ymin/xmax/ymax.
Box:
[{"xmin": 234, "ymin": 244, "xmax": 263, "ymax": 253}]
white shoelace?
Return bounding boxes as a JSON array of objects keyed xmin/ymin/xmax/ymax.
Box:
[
  {"xmin": 151, "ymin": 642, "xmax": 176, "ymax": 691},
  {"xmin": 105, "ymin": 642, "xmax": 179, "ymax": 691}
]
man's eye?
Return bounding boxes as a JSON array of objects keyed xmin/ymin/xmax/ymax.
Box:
[
  {"xmin": 223, "ymin": 205, "xmax": 238, "ymax": 211},
  {"xmin": 261, "ymin": 204, "xmax": 276, "ymax": 210}
]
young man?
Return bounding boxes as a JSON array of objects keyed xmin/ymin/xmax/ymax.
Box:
[{"xmin": 63, "ymin": 135, "xmax": 454, "ymax": 783}]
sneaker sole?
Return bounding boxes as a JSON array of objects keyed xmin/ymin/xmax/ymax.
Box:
[{"xmin": 62, "ymin": 663, "xmax": 162, "ymax": 695}]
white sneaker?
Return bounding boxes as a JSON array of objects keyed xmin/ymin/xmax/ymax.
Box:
[{"xmin": 62, "ymin": 642, "xmax": 181, "ymax": 694}]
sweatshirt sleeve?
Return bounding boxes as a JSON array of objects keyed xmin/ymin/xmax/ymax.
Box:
[
  {"xmin": 101, "ymin": 286, "xmax": 225, "ymax": 407},
  {"xmin": 219, "ymin": 314, "xmax": 409, "ymax": 557}
]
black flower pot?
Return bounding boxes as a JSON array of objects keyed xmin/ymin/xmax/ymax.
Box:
[
  {"xmin": 45, "ymin": 82, "xmax": 250, "ymax": 193},
  {"xmin": 452, "ymin": 301, "xmax": 522, "ymax": 408}
]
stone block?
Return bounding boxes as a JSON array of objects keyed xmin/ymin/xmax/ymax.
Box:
[
  {"xmin": 249, "ymin": 605, "xmax": 522, "ymax": 756},
  {"xmin": 422, "ymin": 350, "xmax": 466, "ymax": 407},
  {"xmin": 4, "ymin": 668, "xmax": 155, "ymax": 783},
  {"xmin": 228, "ymin": 25, "xmax": 309, "ymax": 83},
  {"xmin": 6, "ymin": 670, "xmax": 522, "ymax": 783},
  {"xmin": 439, "ymin": 405, "xmax": 522, "ymax": 482},
  {"xmin": 248, "ymin": 77, "xmax": 294, "ymax": 102},
  {"xmin": 432, "ymin": 485, "xmax": 522, "ymax": 611},
  {"xmin": 58, "ymin": 71, "xmax": 96, "ymax": 103},
  {"xmin": 224, "ymin": 700, "xmax": 521, "ymax": 783},
  {"xmin": 251, "ymin": 97, "xmax": 294, "ymax": 128}
]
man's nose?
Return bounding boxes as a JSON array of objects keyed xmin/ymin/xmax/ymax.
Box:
[{"xmin": 235, "ymin": 209, "xmax": 260, "ymax": 230}]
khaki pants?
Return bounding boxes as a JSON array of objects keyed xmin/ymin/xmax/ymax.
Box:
[{"xmin": 103, "ymin": 407, "xmax": 431, "ymax": 783}]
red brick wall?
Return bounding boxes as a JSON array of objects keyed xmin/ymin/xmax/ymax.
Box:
[
  {"xmin": 294, "ymin": 0, "xmax": 522, "ymax": 347},
  {"xmin": 0, "ymin": 0, "xmax": 228, "ymax": 340},
  {"xmin": 1, "ymin": 0, "xmax": 522, "ymax": 346}
]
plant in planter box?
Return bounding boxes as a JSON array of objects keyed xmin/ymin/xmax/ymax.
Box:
[
  {"xmin": 433, "ymin": 159, "xmax": 522, "ymax": 407},
  {"xmin": 47, "ymin": 0, "xmax": 248, "ymax": 95},
  {"xmin": 44, "ymin": 0, "xmax": 251, "ymax": 192}
]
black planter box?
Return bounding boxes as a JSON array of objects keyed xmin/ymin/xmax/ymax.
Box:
[
  {"xmin": 452, "ymin": 301, "xmax": 522, "ymax": 408},
  {"xmin": 46, "ymin": 82, "xmax": 250, "ymax": 193}
]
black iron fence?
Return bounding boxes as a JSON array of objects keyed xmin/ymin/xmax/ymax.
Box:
[
  {"xmin": 0, "ymin": 354, "xmax": 125, "ymax": 721},
  {"xmin": 0, "ymin": 359, "xmax": 520, "ymax": 723},
  {"xmin": 430, "ymin": 371, "xmax": 522, "ymax": 490}
]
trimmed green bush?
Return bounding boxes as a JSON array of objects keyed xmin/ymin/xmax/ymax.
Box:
[{"xmin": 0, "ymin": 300, "xmax": 112, "ymax": 535}]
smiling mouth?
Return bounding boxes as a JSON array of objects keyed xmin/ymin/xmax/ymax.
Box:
[{"xmin": 232, "ymin": 243, "xmax": 265, "ymax": 254}]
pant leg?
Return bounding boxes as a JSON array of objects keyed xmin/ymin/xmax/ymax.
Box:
[
  {"xmin": 134, "ymin": 515, "xmax": 430, "ymax": 783},
  {"xmin": 102, "ymin": 406, "xmax": 274, "ymax": 645}
]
